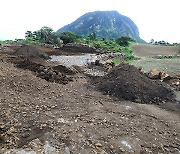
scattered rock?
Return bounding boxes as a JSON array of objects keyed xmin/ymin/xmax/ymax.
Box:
[
  {"xmin": 159, "ymin": 72, "xmax": 171, "ymax": 81},
  {"xmin": 95, "ymin": 143, "xmax": 103, "ymax": 147}
]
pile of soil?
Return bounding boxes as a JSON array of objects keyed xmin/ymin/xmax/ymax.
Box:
[
  {"xmin": 96, "ymin": 64, "xmax": 175, "ymax": 103},
  {"xmin": 52, "ymin": 65, "xmax": 76, "ymax": 75},
  {"xmin": 13, "ymin": 45, "xmax": 50, "ymax": 60},
  {"xmin": 15, "ymin": 59, "xmax": 73, "ymax": 84},
  {"xmin": 61, "ymin": 44, "xmax": 97, "ymax": 53}
]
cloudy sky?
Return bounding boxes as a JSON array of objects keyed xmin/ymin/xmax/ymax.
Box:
[{"xmin": 0, "ymin": 0, "xmax": 179, "ymax": 43}]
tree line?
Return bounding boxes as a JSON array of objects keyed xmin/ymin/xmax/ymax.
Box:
[{"xmin": 25, "ymin": 26, "xmax": 135, "ymax": 47}]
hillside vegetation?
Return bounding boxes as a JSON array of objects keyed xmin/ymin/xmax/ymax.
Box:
[
  {"xmin": 5, "ymin": 28, "xmax": 136, "ymax": 61},
  {"xmin": 57, "ymin": 11, "xmax": 144, "ymax": 43}
]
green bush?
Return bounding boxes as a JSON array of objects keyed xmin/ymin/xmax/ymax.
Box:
[{"xmin": 116, "ymin": 36, "xmax": 135, "ymax": 47}]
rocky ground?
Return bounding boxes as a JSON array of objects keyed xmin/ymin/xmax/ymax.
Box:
[{"xmin": 0, "ymin": 44, "xmax": 180, "ymax": 154}]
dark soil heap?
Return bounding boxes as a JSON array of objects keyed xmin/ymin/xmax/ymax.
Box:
[
  {"xmin": 96, "ymin": 64, "xmax": 175, "ymax": 103},
  {"xmin": 13, "ymin": 45, "xmax": 50, "ymax": 59},
  {"xmin": 52, "ymin": 65, "xmax": 76, "ymax": 75},
  {"xmin": 15, "ymin": 59, "xmax": 73, "ymax": 84}
]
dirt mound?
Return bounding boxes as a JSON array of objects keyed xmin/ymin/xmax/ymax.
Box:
[
  {"xmin": 96, "ymin": 64, "xmax": 175, "ymax": 103},
  {"xmin": 13, "ymin": 45, "xmax": 50, "ymax": 59},
  {"xmin": 61, "ymin": 43, "xmax": 97, "ymax": 53},
  {"xmin": 52, "ymin": 65, "xmax": 76, "ymax": 75},
  {"xmin": 15, "ymin": 59, "xmax": 73, "ymax": 84}
]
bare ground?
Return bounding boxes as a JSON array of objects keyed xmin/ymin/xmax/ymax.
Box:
[
  {"xmin": 132, "ymin": 44, "xmax": 180, "ymax": 57},
  {"xmin": 0, "ymin": 45, "xmax": 180, "ymax": 154},
  {"xmin": 131, "ymin": 44, "xmax": 180, "ymax": 75}
]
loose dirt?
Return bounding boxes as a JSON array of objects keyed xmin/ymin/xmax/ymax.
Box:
[
  {"xmin": 13, "ymin": 45, "xmax": 50, "ymax": 59},
  {"xmin": 95, "ymin": 64, "xmax": 175, "ymax": 104},
  {"xmin": 0, "ymin": 44, "xmax": 180, "ymax": 153}
]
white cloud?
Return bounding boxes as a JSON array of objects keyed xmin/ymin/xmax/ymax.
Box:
[{"xmin": 0, "ymin": 0, "xmax": 180, "ymax": 43}]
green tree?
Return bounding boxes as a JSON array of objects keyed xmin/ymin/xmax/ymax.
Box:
[
  {"xmin": 149, "ymin": 39, "xmax": 154, "ymax": 44},
  {"xmin": 116, "ymin": 36, "xmax": 135, "ymax": 46},
  {"xmin": 88, "ymin": 32, "xmax": 97, "ymax": 41},
  {"xmin": 25, "ymin": 31, "xmax": 33, "ymax": 39},
  {"xmin": 59, "ymin": 31, "xmax": 79, "ymax": 44},
  {"xmin": 25, "ymin": 26, "xmax": 62, "ymax": 46}
]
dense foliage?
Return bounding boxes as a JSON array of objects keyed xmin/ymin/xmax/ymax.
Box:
[
  {"xmin": 79, "ymin": 33, "xmax": 135, "ymax": 60},
  {"xmin": 59, "ymin": 31, "xmax": 82, "ymax": 44},
  {"xmin": 25, "ymin": 26, "xmax": 62, "ymax": 46},
  {"xmin": 2, "ymin": 27, "xmax": 136, "ymax": 61},
  {"xmin": 116, "ymin": 36, "xmax": 135, "ymax": 46}
]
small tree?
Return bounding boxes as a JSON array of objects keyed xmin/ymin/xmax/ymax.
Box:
[
  {"xmin": 25, "ymin": 31, "xmax": 33, "ymax": 39},
  {"xmin": 88, "ymin": 32, "xmax": 96, "ymax": 41},
  {"xmin": 59, "ymin": 31, "xmax": 79, "ymax": 44},
  {"xmin": 116, "ymin": 36, "xmax": 135, "ymax": 46},
  {"xmin": 25, "ymin": 26, "xmax": 62, "ymax": 45},
  {"xmin": 149, "ymin": 39, "xmax": 154, "ymax": 44}
]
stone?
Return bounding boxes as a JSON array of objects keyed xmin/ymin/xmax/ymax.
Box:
[
  {"xmin": 159, "ymin": 72, "xmax": 171, "ymax": 81},
  {"xmin": 95, "ymin": 143, "xmax": 103, "ymax": 147},
  {"xmin": 148, "ymin": 69, "xmax": 160, "ymax": 79}
]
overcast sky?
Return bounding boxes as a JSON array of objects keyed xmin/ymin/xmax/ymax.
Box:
[{"xmin": 0, "ymin": 0, "xmax": 179, "ymax": 43}]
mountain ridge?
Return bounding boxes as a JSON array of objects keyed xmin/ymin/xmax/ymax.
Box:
[{"xmin": 57, "ymin": 11, "xmax": 144, "ymax": 43}]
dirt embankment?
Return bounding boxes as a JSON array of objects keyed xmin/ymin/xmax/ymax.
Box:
[{"xmin": 13, "ymin": 45, "xmax": 50, "ymax": 59}]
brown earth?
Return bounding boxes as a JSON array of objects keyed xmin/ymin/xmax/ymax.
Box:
[
  {"xmin": 132, "ymin": 44, "xmax": 180, "ymax": 57},
  {"xmin": 0, "ymin": 45, "xmax": 180, "ymax": 153},
  {"xmin": 95, "ymin": 64, "xmax": 175, "ymax": 104},
  {"xmin": 13, "ymin": 45, "xmax": 50, "ymax": 59}
]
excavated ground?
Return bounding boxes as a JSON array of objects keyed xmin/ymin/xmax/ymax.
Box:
[
  {"xmin": 0, "ymin": 45, "xmax": 180, "ymax": 154},
  {"xmin": 94, "ymin": 64, "xmax": 175, "ymax": 104}
]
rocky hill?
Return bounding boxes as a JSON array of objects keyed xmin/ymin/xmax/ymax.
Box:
[{"xmin": 57, "ymin": 11, "xmax": 144, "ymax": 42}]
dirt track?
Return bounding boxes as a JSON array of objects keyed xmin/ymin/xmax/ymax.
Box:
[{"xmin": 0, "ymin": 45, "xmax": 180, "ymax": 153}]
